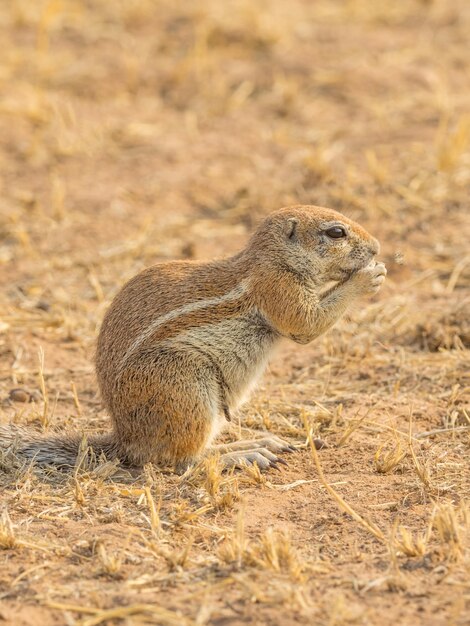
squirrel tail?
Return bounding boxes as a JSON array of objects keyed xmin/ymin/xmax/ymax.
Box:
[{"xmin": 0, "ymin": 425, "xmax": 120, "ymax": 468}]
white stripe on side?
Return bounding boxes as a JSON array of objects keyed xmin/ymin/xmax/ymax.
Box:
[{"xmin": 120, "ymin": 279, "xmax": 251, "ymax": 365}]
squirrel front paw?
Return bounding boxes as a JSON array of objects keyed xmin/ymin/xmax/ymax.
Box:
[{"xmin": 352, "ymin": 260, "xmax": 387, "ymax": 295}]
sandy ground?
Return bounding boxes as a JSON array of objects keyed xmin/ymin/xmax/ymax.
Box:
[{"xmin": 0, "ymin": 1, "xmax": 469, "ymax": 625}]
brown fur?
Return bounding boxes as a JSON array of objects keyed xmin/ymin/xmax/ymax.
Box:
[{"xmin": 1, "ymin": 205, "xmax": 386, "ymax": 471}]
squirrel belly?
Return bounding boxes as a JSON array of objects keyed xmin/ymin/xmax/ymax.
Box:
[{"xmin": 1, "ymin": 205, "xmax": 386, "ymax": 471}]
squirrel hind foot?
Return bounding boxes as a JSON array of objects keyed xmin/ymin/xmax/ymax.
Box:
[{"xmin": 219, "ymin": 448, "xmax": 286, "ymax": 471}]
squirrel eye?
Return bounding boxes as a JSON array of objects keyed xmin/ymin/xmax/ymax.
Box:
[{"xmin": 325, "ymin": 226, "xmax": 347, "ymax": 239}]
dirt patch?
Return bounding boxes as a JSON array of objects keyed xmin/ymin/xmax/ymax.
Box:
[{"xmin": 1, "ymin": 1, "xmax": 469, "ymax": 625}]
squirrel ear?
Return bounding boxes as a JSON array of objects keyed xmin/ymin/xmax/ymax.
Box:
[{"xmin": 285, "ymin": 218, "xmax": 298, "ymax": 241}]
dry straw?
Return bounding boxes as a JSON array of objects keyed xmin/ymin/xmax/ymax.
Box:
[{"xmin": 303, "ymin": 414, "xmax": 385, "ymax": 543}]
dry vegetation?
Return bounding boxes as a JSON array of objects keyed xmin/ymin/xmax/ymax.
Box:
[{"xmin": 1, "ymin": 0, "xmax": 469, "ymax": 624}]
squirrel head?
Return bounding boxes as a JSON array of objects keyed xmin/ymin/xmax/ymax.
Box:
[{"xmin": 248, "ymin": 205, "xmax": 380, "ymax": 284}]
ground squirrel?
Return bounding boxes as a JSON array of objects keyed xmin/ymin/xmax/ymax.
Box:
[{"xmin": 2, "ymin": 205, "xmax": 386, "ymax": 471}]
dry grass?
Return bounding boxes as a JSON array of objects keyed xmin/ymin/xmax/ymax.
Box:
[{"xmin": 1, "ymin": 0, "xmax": 470, "ymax": 624}]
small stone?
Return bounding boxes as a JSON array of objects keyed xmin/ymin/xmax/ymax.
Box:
[
  {"xmin": 313, "ymin": 437, "xmax": 328, "ymax": 450},
  {"xmin": 36, "ymin": 300, "xmax": 50, "ymax": 312},
  {"xmin": 9, "ymin": 388, "xmax": 31, "ymax": 403}
]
